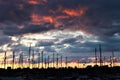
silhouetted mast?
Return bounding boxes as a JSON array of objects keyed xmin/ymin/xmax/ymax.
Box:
[
  {"xmin": 4, "ymin": 51, "xmax": 7, "ymax": 69},
  {"xmin": 48, "ymin": 56, "xmax": 49, "ymax": 68},
  {"xmin": 19, "ymin": 53, "xmax": 23, "ymax": 68},
  {"xmin": 112, "ymin": 51, "xmax": 115, "ymax": 67},
  {"xmin": 56, "ymin": 53, "xmax": 58, "ymax": 68},
  {"xmin": 61, "ymin": 56, "xmax": 62, "ymax": 68},
  {"xmin": 18, "ymin": 54, "xmax": 21, "ymax": 68},
  {"xmin": 103, "ymin": 56, "xmax": 106, "ymax": 66},
  {"xmin": 32, "ymin": 50, "xmax": 35, "ymax": 68},
  {"xmin": 110, "ymin": 56, "xmax": 112, "ymax": 67},
  {"xmin": 28, "ymin": 43, "xmax": 32, "ymax": 68},
  {"xmin": 44, "ymin": 57, "xmax": 46, "ymax": 68},
  {"xmin": 21, "ymin": 53, "xmax": 23, "ymax": 68},
  {"xmin": 95, "ymin": 48, "xmax": 97, "ymax": 65},
  {"xmin": 65, "ymin": 57, "xmax": 68, "ymax": 68},
  {"xmin": 41, "ymin": 51, "xmax": 43, "ymax": 68},
  {"xmin": 53, "ymin": 52, "xmax": 55, "ymax": 68},
  {"xmin": 38, "ymin": 52, "xmax": 40, "ymax": 68},
  {"xmin": 12, "ymin": 51, "xmax": 15, "ymax": 69},
  {"xmin": 77, "ymin": 59, "xmax": 79, "ymax": 68},
  {"xmin": 99, "ymin": 44, "xmax": 102, "ymax": 66}
]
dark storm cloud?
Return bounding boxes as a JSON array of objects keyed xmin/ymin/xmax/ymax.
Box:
[
  {"xmin": 0, "ymin": 36, "xmax": 11, "ymax": 45},
  {"xmin": 0, "ymin": 0, "xmax": 31, "ymax": 23},
  {"xmin": 0, "ymin": 30, "xmax": 11, "ymax": 45},
  {"xmin": 2, "ymin": 23, "xmax": 54, "ymax": 35},
  {"xmin": 0, "ymin": 0, "xmax": 120, "ymax": 36},
  {"xmin": 81, "ymin": 0, "xmax": 120, "ymax": 36},
  {"xmin": 37, "ymin": 41, "xmax": 54, "ymax": 46},
  {"xmin": 61, "ymin": 38, "xmax": 77, "ymax": 44}
]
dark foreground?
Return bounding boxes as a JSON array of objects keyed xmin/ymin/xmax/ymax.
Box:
[{"xmin": 0, "ymin": 66, "xmax": 120, "ymax": 80}]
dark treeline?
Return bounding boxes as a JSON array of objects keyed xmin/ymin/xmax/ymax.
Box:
[{"xmin": 0, "ymin": 66, "xmax": 120, "ymax": 80}]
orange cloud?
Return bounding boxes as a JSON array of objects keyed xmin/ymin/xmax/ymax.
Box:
[
  {"xmin": 30, "ymin": 7, "xmax": 87, "ymax": 28},
  {"xmin": 30, "ymin": 13, "xmax": 62, "ymax": 28},
  {"xmin": 31, "ymin": 13, "xmax": 54, "ymax": 25},
  {"xmin": 63, "ymin": 8, "xmax": 85, "ymax": 17},
  {"xmin": 31, "ymin": 13, "xmax": 41, "ymax": 25},
  {"xmin": 28, "ymin": 0, "xmax": 39, "ymax": 5},
  {"xmin": 56, "ymin": 15, "xmax": 69, "ymax": 19},
  {"xmin": 43, "ymin": 16, "xmax": 54, "ymax": 23},
  {"xmin": 28, "ymin": 0, "xmax": 48, "ymax": 5}
]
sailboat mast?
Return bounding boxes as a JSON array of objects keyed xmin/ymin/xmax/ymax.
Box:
[
  {"xmin": 95, "ymin": 48, "xmax": 97, "ymax": 65},
  {"xmin": 41, "ymin": 51, "xmax": 43, "ymax": 68},
  {"xmin": 12, "ymin": 51, "xmax": 15, "ymax": 69},
  {"xmin": 61, "ymin": 56, "xmax": 62, "ymax": 68},
  {"xmin": 56, "ymin": 53, "xmax": 58, "ymax": 68},
  {"xmin": 112, "ymin": 51, "xmax": 115, "ymax": 67},
  {"xmin": 28, "ymin": 43, "xmax": 31, "ymax": 68},
  {"xmin": 4, "ymin": 51, "xmax": 7, "ymax": 69},
  {"xmin": 53, "ymin": 52, "xmax": 54, "ymax": 68},
  {"xmin": 99, "ymin": 44, "xmax": 102, "ymax": 67},
  {"xmin": 65, "ymin": 57, "xmax": 68, "ymax": 68},
  {"xmin": 48, "ymin": 55, "xmax": 49, "ymax": 68}
]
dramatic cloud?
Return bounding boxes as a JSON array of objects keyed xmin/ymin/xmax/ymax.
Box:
[
  {"xmin": 0, "ymin": 0, "xmax": 119, "ymax": 36},
  {"xmin": 0, "ymin": 0, "xmax": 120, "ymax": 64},
  {"xmin": 0, "ymin": 30, "xmax": 11, "ymax": 45}
]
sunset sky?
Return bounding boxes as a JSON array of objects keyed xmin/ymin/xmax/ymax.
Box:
[{"xmin": 0, "ymin": 0, "xmax": 120, "ymax": 64}]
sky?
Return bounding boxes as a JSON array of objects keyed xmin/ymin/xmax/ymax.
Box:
[{"xmin": 0, "ymin": 0, "xmax": 120, "ymax": 64}]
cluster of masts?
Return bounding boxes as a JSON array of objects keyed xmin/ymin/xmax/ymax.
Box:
[
  {"xmin": 2, "ymin": 44, "xmax": 118, "ymax": 69},
  {"xmin": 2, "ymin": 49, "xmax": 68, "ymax": 69},
  {"xmin": 94, "ymin": 44, "xmax": 116, "ymax": 67}
]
